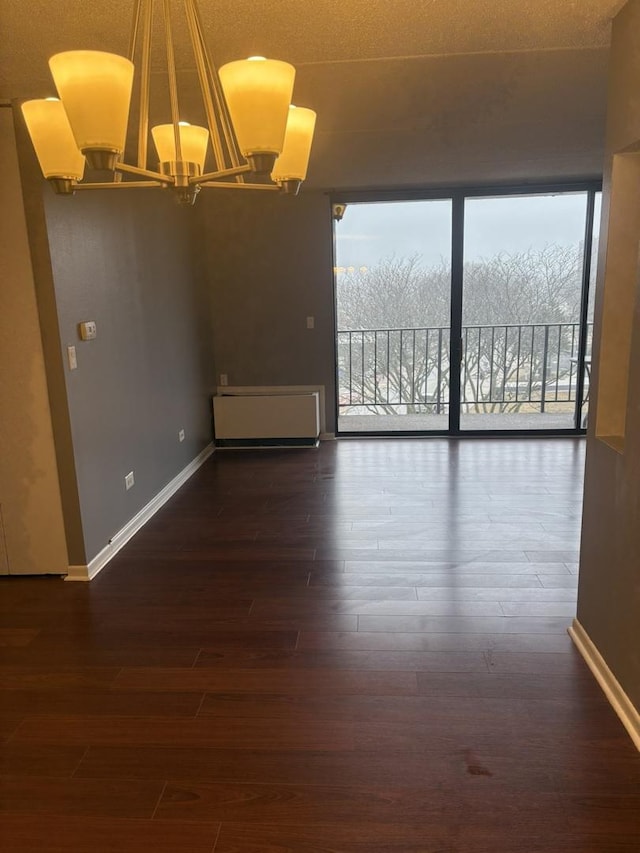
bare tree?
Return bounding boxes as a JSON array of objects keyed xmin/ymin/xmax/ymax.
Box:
[
  {"xmin": 336, "ymin": 255, "xmax": 450, "ymax": 414},
  {"xmin": 336, "ymin": 244, "xmax": 585, "ymax": 415},
  {"xmin": 460, "ymin": 245, "xmax": 583, "ymax": 412}
]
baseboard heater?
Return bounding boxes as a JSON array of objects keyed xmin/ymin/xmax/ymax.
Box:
[{"xmin": 213, "ymin": 391, "xmax": 320, "ymax": 448}]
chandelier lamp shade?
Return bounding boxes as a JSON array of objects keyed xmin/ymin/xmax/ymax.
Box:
[
  {"xmin": 151, "ymin": 122, "xmax": 210, "ymax": 173},
  {"xmin": 272, "ymin": 106, "xmax": 317, "ymax": 190},
  {"xmin": 20, "ymin": 99, "xmax": 86, "ymax": 188},
  {"xmin": 20, "ymin": 0, "xmax": 316, "ymax": 204}
]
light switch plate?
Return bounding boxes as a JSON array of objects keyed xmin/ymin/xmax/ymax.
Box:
[{"xmin": 67, "ymin": 346, "xmax": 77, "ymax": 370}]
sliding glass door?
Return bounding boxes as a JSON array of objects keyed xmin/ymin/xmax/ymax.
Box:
[
  {"xmin": 460, "ymin": 192, "xmax": 590, "ymax": 431},
  {"xmin": 334, "ymin": 199, "xmax": 452, "ymax": 433},
  {"xmin": 333, "ymin": 185, "xmax": 600, "ymax": 436}
]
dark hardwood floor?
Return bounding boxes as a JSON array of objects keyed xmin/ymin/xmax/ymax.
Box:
[{"xmin": 1, "ymin": 438, "xmax": 639, "ymax": 852}]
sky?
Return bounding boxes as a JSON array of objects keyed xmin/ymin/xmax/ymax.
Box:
[{"xmin": 335, "ymin": 192, "xmax": 601, "ymax": 270}]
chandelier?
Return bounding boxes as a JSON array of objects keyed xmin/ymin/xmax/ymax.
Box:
[{"xmin": 21, "ymin": 0, "xmax": 316, "ymax": 205}]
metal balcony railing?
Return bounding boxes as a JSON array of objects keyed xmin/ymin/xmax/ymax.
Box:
[{"xmin": 337, "ymin": 322, "xmax": 593, "ymax": 414}]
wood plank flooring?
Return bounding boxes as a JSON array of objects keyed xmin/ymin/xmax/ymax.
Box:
[{"xmin": 1, "ymin": 438, "xmax": 639, "ymax": 852}]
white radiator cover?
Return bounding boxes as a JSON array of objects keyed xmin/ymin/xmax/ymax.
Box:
[{"xmin": 213, "ymin": 391, "xmax": 320, "ymax": 447}]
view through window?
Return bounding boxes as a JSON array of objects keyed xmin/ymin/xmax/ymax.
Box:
[
  {"xmin": 334, "ymin": 188, "xmax": 600, "ymax": 434},
  {"xmin": 335, "ymin": 199, "xmax": 451, "ymax": 433}
]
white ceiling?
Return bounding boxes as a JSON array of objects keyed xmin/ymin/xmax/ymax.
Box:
[{"xmin": 0, "ymin": 0, "xmax": 628, "ymax": 189}]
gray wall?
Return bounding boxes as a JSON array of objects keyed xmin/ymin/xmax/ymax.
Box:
[
  {"xmin": 44, "ymin": 191, "xmax": 216, "ymax": 563},
  {"xmin": 195, "ymin": 189, "xmax": 337, "ymax": 431},
  {"xmin": 577, "ymin": 0, "xmax": 640, "ymax": 708},
  {"xmin": 17, "ymin": 121, "xmax": 216, "ymax": 565},
  {"xmin": 300, "ymin": 47, "xmax": 609, "ymax": 190}
]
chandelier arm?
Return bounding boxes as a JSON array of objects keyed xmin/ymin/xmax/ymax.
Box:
[
  {"xmin": 188, "ymin": 0, "xmax": 243, "ymax": 173},
  {"xmin": 136, "ymin": 0, "xmax": 154, "ymax": 169},
  {"xmin": 200, "ymin": 182, "xmax": 281, "ymax": 192},
  {"xmin": 75, "ymin": 181, "xmax": 167, "ymax": 190},
  {"xmin": 117, "ymin": 161, "xmax": 175, "ymax": 183},
  {"xmin": 190, "ymin": 164, "xmax": 251, "ymax": 184},
  {"xmin": 162, "ymin": 0, "xmax": 183, "ymax": 162},
  {"xmin": 183, "ymin": 0, "xmax": 227, "ymax": 172},
  {"xmin": 128, "ymin": 0, "xmax": 144, "ymax": 61}
]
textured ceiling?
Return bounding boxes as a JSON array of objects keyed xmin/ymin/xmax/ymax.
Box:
[
  {"xmin": 0, "ymin": 0, "xmax": 627, "ymax": 89},
  {"xmin": 0, "ymin": 0, "xmax": 628, "ymax": 188}
]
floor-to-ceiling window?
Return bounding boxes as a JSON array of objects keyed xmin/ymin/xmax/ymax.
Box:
[
  {"xmin": 333, "ymin": 184, "xmax": 601, "ymax": 436},
  {"xmin": 334, "ymin": 199, "xmax": 452, "ymax": 434}
]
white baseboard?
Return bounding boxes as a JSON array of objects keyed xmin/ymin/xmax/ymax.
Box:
[
  {"xmin": 65, "ymin": 443, "xmax": 214, "ymax": 582},
  {"xmin": 569, "ymin": 618, "xmax": 640, "ymax": 751},
  {"xmin": 320, "ymin": 432, "xmax": 335, "ymax": 441}
]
